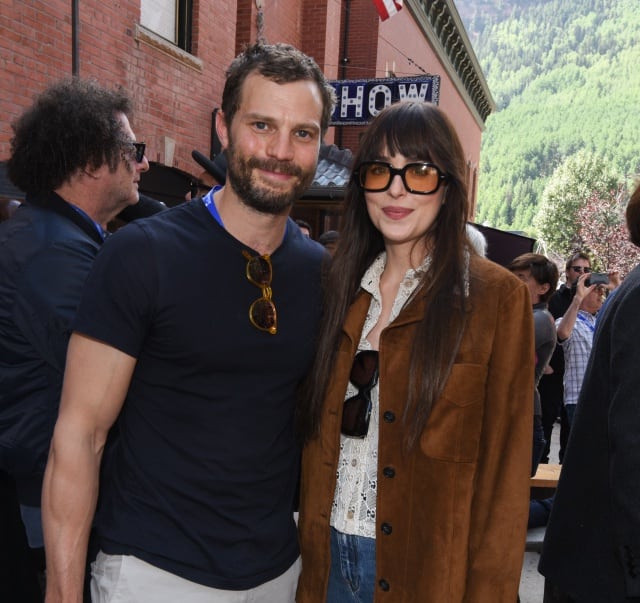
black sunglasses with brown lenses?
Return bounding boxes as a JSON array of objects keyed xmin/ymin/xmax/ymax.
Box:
[
  {"xmin": 242, "ymin": 250, "xmax": 277, "ymax": 335},
  {"xmin": 341, "ymin": 350, "xmax": 379, "ymax": 438},
  {"xmin": 354, "ymin": 161, "xmax": 447, "ymax": 195}
]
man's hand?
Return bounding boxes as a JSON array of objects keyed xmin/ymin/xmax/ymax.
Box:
[{"xmin": 573, "ymin": 272, "xmax": 596, "ymax": 304}]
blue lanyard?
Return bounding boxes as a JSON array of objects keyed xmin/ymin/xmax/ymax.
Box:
[
  {"xmin": 577, "ymin": 312, "xmax": 595, "ymax": 333},
  {"xmin": 201, "ymin": 185, "xmax": 290, "ymax": 241},
  {"xmin": 202, "ymin": 186, "xmax": 224, "ymax": 228}
]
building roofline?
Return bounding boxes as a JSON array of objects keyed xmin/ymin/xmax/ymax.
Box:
[{"xmin": 406, "ymin": 0, "xmax": 495, "ymax": 127}]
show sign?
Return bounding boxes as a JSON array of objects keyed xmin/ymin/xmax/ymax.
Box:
[{"xmin": 329, "ymin": 75, "xmax": 440, "ymax": 126}]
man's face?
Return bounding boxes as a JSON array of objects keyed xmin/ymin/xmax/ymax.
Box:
[
  {"xmin": 98, "ymin": 113, "xmax": 149, "ymax": 220},
  {"xmin": 582, "ymin": 285, "xmax": 605, "ymax": 315},
  {"xmin": 566, "ymin": 257, "xmax": 590, "ymax": 286},
  {"xmin": 217, "ymin": 72, "xmax": 323, "ymax": 215}
]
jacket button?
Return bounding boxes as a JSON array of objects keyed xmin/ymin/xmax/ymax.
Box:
[
  {"xmin": 383, "ymin": 411, "xmax": 395, "ymax": 423},
  {"xmin": 379, "ymin": 579, "xmax": 390, "ymax": 591},
  {"xmin": 381, "ymin": 522, "xmax": 393, "ymax": 535},
  {"xmin": 383, "ymin": 466, "xmax": 395, "ymax": 478}
]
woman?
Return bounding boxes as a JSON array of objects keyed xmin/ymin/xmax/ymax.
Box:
[
  {"xmin": 507, "ymin": 252, "xmax": 559, "ymax": 476},
  {"xmin": 297, "ymin": 101, "xmax": 535, "ymax": 602}
]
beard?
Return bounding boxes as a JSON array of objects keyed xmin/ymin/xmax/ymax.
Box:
[{"xmin": 225, "ymin": 142, "xmax": 316, "ymax": 216}]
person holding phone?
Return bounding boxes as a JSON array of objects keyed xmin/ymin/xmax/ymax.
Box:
[{"xmin": 555, "ymin": 272, "xmax": 614, "ymax": 426}]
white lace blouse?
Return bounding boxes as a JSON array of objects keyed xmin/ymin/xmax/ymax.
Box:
[{"xmin": 330, "ymin": 252, "xmax": 430, "ymax": 538}]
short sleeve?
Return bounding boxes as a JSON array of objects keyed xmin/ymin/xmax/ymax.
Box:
[{"xmin": 73, "ymin": 223, "xmax": 157, "ymax": 358}]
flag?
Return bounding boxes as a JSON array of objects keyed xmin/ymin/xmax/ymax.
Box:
[{"xmin": 373, "ymin": 0, "xmax": 403, "ymax": 21}]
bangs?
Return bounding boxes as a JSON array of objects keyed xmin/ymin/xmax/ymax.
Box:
[{"xmin": 363, "ymin": 103, "xmax": 437, "ymax": 163}]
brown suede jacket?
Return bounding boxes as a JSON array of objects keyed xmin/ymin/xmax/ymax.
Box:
[{"xmin": 297, "ymin": 255, "xmax": 535, "ymax": 603}]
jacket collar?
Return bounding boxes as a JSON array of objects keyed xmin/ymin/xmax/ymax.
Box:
[
  {"xmin": 341, "ymin": 288, "xmax": 426, "ymax": 348},
  {"xmin": 26, "ymin": 191, "xmax": 105, "ymax": 245}
]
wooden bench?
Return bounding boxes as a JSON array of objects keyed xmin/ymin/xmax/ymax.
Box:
[
  {"xmin": 530, "ymin": 463, "xmax": 561, "ymax": 488},
  {"xmin": 530, "ymin": 463, "xmax": 561, "ymax": 499}
]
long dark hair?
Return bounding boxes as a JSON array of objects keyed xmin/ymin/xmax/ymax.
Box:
[{"xmin": 298, "ymin": 101, "xmax": 472, "ymax": 448}]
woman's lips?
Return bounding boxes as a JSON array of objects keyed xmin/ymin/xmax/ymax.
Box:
[{"xmin": 382, "ymin": 206, "xmax": 412, "ymax": 219}]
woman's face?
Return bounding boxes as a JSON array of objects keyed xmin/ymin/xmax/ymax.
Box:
[{"xmin": 363, "ymin": 151, "xmax": 446, "ymax": 258}]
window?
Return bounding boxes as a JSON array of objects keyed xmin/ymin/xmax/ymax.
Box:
[{"xmin": 141, "ymin": 0, "xmax": 192, "ymax": 52}]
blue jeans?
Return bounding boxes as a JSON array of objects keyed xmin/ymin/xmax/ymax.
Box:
[{"xmin": 326, "ymin": 527, "xmax": 376, "ymax": 603}]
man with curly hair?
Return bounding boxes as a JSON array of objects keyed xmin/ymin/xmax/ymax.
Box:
[{"xmin": 0, "ymin": 78, "xmax": 147, "ymax": 599}]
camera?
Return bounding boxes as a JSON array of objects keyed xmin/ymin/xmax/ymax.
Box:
[{"xmin": 586, "ymin": 272, "xmax": 609, "ymax": 287}]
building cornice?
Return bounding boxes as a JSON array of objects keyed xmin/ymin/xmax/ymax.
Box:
[{"xmin": 406, "ymin": 0, "xmax": 495, "ymax": 127}]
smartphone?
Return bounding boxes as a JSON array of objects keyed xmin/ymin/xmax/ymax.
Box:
[{"xmin": 587, "ymin": 272, "xmax": 609, "ymax": 286}]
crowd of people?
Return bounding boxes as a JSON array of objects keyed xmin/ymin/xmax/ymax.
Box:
[{"xmin": 0, "ymin": 40, "xmax": 638, "ymax": 603}]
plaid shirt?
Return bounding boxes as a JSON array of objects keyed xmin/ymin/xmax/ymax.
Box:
[{"xmin": 557, "ymin": 310, "xmax": 596, "ymax": 406}]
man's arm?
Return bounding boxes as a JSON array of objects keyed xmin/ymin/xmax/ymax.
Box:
[
  {"xmin": 42, "ymin": 333, "xmax": 137, "ymax": 603},
  {"xmin": 556, "ymin": 273, "xmax": 592, "ymax": 341}
]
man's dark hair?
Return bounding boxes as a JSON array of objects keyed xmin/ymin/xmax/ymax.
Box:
[
  {"xmin": 221, "ymin": 42, "xmax": 336, "ymax": 135},
  {"xmin": 508, "ymin": 253, "xmax": 559, "ymax": 303},
  {"xmin": 295, "ymin": 219, "xmax": 312, "ymax": 236},
  {"xmin": 318, "ymin": 230, "xmax": 339, "ymax": 246},
  {"xmin": 564, "ymin": 251, "xmax": 591, "ymax": 271},
  {"xmin": 8, "ymin": 78, "xmax": 133, "ymax": 194}
]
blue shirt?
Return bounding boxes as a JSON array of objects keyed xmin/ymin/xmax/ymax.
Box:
[{"xmin": 557, "ymin": 310, "xmax": 596, "ymax": 406}]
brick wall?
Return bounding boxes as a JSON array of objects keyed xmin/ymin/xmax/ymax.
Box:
[
  {"xmin": 1, "ymin": 0, "xmax": 340, "ymax": 171},
  {"xmin": 0, "ymin": 0, "xmax": 237, "ymax": 178},
  {"xmin": 0, "ymin": 0, "xmax": 484, "ymax": 208},
  {"xmin": 334, "ymin": 0, "xmax": 380, "ymax": 152}
]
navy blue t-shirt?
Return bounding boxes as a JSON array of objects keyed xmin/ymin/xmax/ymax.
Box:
[{"xmin": 73, "ymin": 199, "xmax": 326, "ymax": 589}]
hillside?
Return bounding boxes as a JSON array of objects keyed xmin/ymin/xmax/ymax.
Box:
[{"xmin": 456, "ymin": 0, "xmax": 640, "ymax": 235}]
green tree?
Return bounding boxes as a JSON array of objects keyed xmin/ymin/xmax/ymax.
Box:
[
  {"xmin": 534, "ymin": 150, "xmax": 619, "ymax": 257},
  {"xmin": 577, "ymin": 185, "xmax": 640, "ymax": 277},
  {"xmin": 459, "ymin": 0, "xmax": 640, "ymax": 233}
]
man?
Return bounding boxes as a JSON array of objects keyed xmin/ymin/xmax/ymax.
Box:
[
  {"xmin": 540, "ymin": 185, "xmax": 640, "ymax": 602},
  {"xmin": 538, "ymin": 251, "xmax": 591, "ymax": 462},
  {"xmin": 555, "ymin": 275, "xmax": 606, "ymax": 426},
  {"xmin": 548, "ymin": 252, "xmax": 592, "ymax": 318},
  {"xmin": 42, "ymin": 42, "xmax": 336, "ymax": 602},
  {"xmin": 508, "ymin": 253, "xmax": 559, "ymax": 475},
  {"xmin": 0, "ymin": 79, "xmax": 147, "ymax": 599},
  {"xmin": 294, "ymin": 218, "xmax": 312, "ymax": 237},
  {"xmin": 318, "ymin": 229, "xmax": 339, "ymax": 255}
]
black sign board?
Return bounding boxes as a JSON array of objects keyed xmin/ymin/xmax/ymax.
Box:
[{"xmin": 329, "ymin": 75, "xmax": 440, "ymax": 126}]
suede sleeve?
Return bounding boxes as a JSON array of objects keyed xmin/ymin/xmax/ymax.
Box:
[{"xmin": 464, "ymin": 279, "xmax": 535, "ymax": 602}]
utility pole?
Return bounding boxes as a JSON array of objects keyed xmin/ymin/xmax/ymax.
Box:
[{"xmin": 72, "ymin": 0, "xmax": 79, "ymax": 75}]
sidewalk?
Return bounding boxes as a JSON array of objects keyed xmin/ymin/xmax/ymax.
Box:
[{"xmin": 518, "ymin": 424, "xmax": 560, "ymax": 602}]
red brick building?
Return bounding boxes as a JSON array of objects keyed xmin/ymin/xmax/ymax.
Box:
[{"xmin": 0, "ymin": 0, "xmax": 493, "ymax": 226}]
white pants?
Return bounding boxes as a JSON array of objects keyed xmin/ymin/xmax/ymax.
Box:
[{"xmin": 90, "ymin": 550, "xmax": 301, "ymax": 602}]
